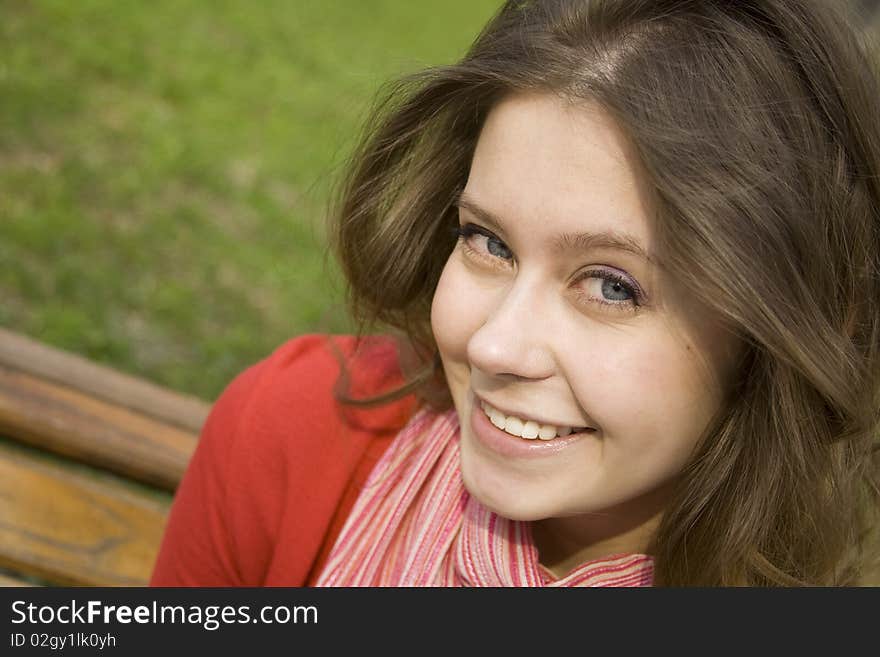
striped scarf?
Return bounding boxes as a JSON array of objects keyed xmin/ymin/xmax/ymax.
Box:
[{"xmin": 315, "ymin": 407, "xmax": 653, "ymax": 587}]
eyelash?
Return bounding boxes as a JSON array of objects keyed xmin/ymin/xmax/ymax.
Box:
[{"xmin": 453, "ymin": 222, "xmax": 644, "ymax": 313}]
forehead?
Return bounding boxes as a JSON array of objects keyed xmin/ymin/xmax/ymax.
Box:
[{"xmin": 465, "ymin": 92, "xmax": 654, "ymax": 252}]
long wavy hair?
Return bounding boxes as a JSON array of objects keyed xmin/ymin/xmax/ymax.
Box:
[{"xmin": 328, "ymin": 0, "xmax": 880, "ymax": 585}]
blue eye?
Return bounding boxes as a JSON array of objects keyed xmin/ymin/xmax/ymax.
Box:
[
  {"xmin": 601, "ymin": 276, "xmax": 633, "ymax": 301},
  {"xmin": 453, "ymin": 222, "xmax": 645, "ymax": 313},
  {"xmin": 486, "ymin": 236, "xmax": 511, "ymax": 259},
  {"xmin": 575, "ymin": 269, "xmax": 643, "ymax": 312},
  {"xmin": 455, "ymin": 224, "xmax": 513, "ymax": 262}
]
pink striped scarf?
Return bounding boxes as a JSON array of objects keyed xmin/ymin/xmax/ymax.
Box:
[{"xmin": 315, "ymin": 407, "xmax": 653, "ymax": 587}]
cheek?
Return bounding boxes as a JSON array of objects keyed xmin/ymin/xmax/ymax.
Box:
[
  {"xmin": 568, "ymin": 335, "xmax": 722, "ymax": 451},
  {"xmin": 430, "ymin": 257, "xmax": 487, "ymax": 361}
]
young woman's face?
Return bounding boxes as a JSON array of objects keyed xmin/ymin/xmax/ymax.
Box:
[{"xmin": 431, "ymin": 92, "xmax": 741, "ymax": 544}]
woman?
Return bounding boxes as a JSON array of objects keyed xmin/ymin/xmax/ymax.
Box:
[{"xmin": 151, "ymin": 0, "xmax": 880, "ymax": 586}]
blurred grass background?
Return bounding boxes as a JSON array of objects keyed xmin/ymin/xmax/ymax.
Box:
[
  {"xmin": 2, "ymin": 1, "xmax": 876, "ymax": 404},
  {"xmin": 0, "ymin": 0, "xmax": 501, "ymax": 401}
]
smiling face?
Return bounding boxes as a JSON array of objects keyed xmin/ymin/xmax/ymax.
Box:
[{"xmin": 430, "ymin": 92, "xmax": 741, "ymax": 557}]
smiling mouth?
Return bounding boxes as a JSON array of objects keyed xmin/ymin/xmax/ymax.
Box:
[{"xmin": 479, "ymin": 400, "xmax": 596, "ymax": 441}]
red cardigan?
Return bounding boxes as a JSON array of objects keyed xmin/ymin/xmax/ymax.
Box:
[{"xmin": 149, "ymin": 334, "xmax": 417, "ymax": 586}]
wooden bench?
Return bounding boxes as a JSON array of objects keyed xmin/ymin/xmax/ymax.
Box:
[{"xmin": 0, "ymin": 327, "xmax": 210, "ymax": 586}]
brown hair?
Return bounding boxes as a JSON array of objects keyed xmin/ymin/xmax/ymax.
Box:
[{"xmin": 328, "ymin": 0, "xmax": 880, "ymax": 585}]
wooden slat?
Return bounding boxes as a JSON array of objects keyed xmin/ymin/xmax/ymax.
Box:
[
  {"xmin": 0, "ymin": 573, "xmax": 33, "ymax": 586},
  {"xmin": 0, "ymin": 442, "xmax": 169, "ymax": 586},
  {"xmin": 0, "ymin": 327, "xmax": 210, "ymax": 434},
  {"xmin": 0, "ymin": 364, "xmax": 197, "ymax": 490}
]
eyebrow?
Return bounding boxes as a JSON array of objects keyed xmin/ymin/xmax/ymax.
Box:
[{"xmin": 453, "ymin": 192, "xmax": 654, "ymax": 264}]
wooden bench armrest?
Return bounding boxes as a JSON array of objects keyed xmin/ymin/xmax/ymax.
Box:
[
  {"xmin": 0, "ymin": 327, "xmax": 211, "ymax": 585},
  {"xmin": 0, "ymin": 328, "xmax": 207, "ymax": 490},
  {"xmin": 0, "ymin": 441, "xmax": 170, "ymax": 586}
]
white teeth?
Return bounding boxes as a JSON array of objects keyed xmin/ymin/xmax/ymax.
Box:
[
  {"xmin": 521, "ymin": 421, "xmax": 539, "ymax": 440},
  {"xmin": 488, "ymin": 408, "xmax": 506, "ymax": 430},
  {"xmin": 480, "ymin": 400, "xmax": 583, "ymax": 440},
  {"xmin": 503, "ymin": 416, "xmax": 524, "ymax": 436}
]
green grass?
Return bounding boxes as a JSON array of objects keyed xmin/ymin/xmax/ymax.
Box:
[{"xmin": 0, "ymin": 0, "xmax": 501, "ymax": 401}]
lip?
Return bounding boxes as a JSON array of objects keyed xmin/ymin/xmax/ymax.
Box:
[
  {"xmin": 468, "ymin": 390, "xmax": 592, "ymax": 458},
  {"xmin": 476, "ymin": 395, "xmax": 593, "ymax": 431}
]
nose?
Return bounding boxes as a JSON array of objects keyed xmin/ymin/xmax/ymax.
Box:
[{"xmin": 466, "ymin": 274, "xmax": 556, "ymax": 380}]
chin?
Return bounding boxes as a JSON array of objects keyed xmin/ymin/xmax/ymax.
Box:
[{"xmin": 460, "ymin": 468, "xmax": 552, "ymax": 521}]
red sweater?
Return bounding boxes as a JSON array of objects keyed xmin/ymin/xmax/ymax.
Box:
[{"xmin": 149, "ymin": 334, "xmax": 417, "ymax": 586}]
